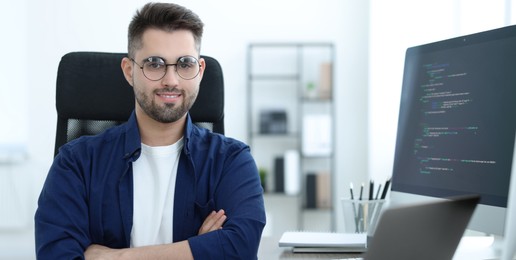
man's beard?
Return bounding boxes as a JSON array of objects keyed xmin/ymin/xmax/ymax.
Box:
[{"xmin": 134, "ymin": 86, "xmax": 197, "ymax": 123}]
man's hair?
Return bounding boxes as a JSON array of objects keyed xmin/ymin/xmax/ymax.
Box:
[{"xmin": 127, "ymin": 2, "xmax": 204, "ymax": 58}]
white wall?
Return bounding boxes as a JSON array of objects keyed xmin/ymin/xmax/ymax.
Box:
[{"xmin": 0, "ymin": 0, "xmax": 29, "ymax": 151}]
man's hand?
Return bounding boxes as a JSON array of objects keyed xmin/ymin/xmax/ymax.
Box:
[
  {"xmin": 85, "ymin": 241, "xmax": 193, "ymax": 260},
  {"xmin": 85, "ymin": 244, "xmax": 120, "ymax": 260},
  {"xmin": 84, "ymin": 210, "xmax": 225, "ymax": 259},
  {"xmin": 198, "ymin": 209, "xmax": 226, "ymax": 235}
]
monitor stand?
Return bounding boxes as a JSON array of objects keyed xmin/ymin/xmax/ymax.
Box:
[
  {"xmin": 455, "ymin": 144, "xmax": 516, "ymax": 260},
  {"xmin": 501, "ymin": 136, "xmax": 516, "ymax": 260},
  {"xmin": 453, "ymin": 232, "xmax": 503, "ymax": 259}
]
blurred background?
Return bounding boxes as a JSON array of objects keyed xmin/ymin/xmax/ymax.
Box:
[{"xmin": 0, "ymin": 0, "xmax": 514, "ymax": 258}]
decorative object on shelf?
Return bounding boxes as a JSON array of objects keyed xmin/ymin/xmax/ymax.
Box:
[
  {"xmin": 305, "ymin": 171, "xmax": 331, "ymax": 209},
  {"xmin": 318, "ymin": 62, "xmax": 332, "ymax": 99},
  {"xmin": 274, "ymin": 156, "xmax": 285, "ymax": 193},
  {"xmin": 259, "ymin": 167, "xmax": 267, "ymax": 192},
  {"xmin": 273, "ymin": 150, "xmax": 300, "ymax": 195},
  {"xmin": 284, "ymin": 149, "xmax": 300, "ymax": 195},
  {"xmin": 259, "ymin": 109, "xmax": 288, "ymax": 134},
  {"xmin": 305, "ymin": 173, "xmax": 317, "ymax": 208},
  {"xmin": 316, "ymin": 172, "xmax": 331, "ymax": 209},
  {"xmin": 304, "ymin": 81, "xmax": 317, "ymax": 99}
]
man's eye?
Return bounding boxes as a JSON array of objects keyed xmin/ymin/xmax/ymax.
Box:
[
  {"xmin": 146, "ymin": 62, "xmax": 164, "ymax": 70},
  {"xmin": 178, "ymin": 62, "xmax": 194, "ymax": 69}
]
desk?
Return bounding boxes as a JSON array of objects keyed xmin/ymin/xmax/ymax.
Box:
[
  {"xmin": 258, "ymin": 235, "xmax": 364, "ymax": 259},
  {"xmin": 258, "ymin": 235, "xmax": 516, "ymax": 260}
]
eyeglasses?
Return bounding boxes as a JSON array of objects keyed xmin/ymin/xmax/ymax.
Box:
[{"xmin": 131, "ymin": 55, "xmax": 201, "ymax": 81}]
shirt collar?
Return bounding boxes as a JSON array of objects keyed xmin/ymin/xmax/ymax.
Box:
[
  {"xmin": 123, "ymin": 111, "xmax": 142, "ymax": 161},
  {"xmin": 123, "ymin": 111, "xmax": 196, "ymax": 160}
]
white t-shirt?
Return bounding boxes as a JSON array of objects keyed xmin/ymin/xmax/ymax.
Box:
[{"xmin": 130, "ymin": 138, "xmax": 183, "ymax": 247}]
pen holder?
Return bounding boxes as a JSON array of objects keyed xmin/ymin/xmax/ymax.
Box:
[{"xmin": 341, "ymin": 198, "xmax": 385, "ymax": 236}]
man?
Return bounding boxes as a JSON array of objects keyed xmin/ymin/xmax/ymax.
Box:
[{"xmin": 35, "ymin": 3, "xmax": 266, "ymax": 259}]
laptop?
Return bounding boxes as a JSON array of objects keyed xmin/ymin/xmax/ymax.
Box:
[
  {"xmin": 279, "ymin": 195, "xmax": 479, "ymax": 260},
  {"xmin": 362, "ymin": 194, "xmax": 480, "ymax": 260}
]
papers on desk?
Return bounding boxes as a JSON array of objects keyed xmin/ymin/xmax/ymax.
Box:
[{"xmin": 278, "ymin": 231, "xmax": 367, "ymax": 253}]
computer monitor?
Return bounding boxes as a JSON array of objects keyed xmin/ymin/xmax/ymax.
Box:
[{"xmin": 389, "ymin": 24, "xmax": 516, "ymax": 245}]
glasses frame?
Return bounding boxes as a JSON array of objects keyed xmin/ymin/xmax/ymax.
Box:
[{"xmin": 130, "ymin": 55, "xmax": 202, "ymax": 81}]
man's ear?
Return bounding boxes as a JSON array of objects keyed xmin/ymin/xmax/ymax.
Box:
[
  {"xmin": 198, "ymin": 57, "xmax": 206, "ymax": 81},
  {"xmin": 121, "ymin": 57, "xmax": 134, "ymax": 87}
]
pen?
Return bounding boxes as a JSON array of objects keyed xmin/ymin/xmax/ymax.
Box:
[
  {"xmin": 359, "ymin": 183, "xmax": 364, "ymax": 200},
  {"xmin": 358, "ymin": 184, "xmax": 364, "ymax": 232},
  {"xmin": 349, "ymin": 183, "xmax": 359, "ymax": 232},
  {"xmin": 349, "ymin": 182, "xmax": 355, "ymax": 200},
  {"xmin": 375, "ymin": 184, "xmax": 382, "ymax": 200},
  {"xmin": 380, "ymin": 178, "xmax": 391, "ymax": 199},
  {"xmin": 369, "ymin": 180, "xmax": 374, "ymax": 200}
]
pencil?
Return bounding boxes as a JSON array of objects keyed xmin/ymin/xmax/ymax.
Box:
[
  {"xmin": 380, "ymin": 178, "xmax": 391, "ymax": 199},
  {"xmin": 350, "ymin": 182, "xmax": 355, "ymax": 200},
  {"xmin": 369, "ymin": 180, "xmax": 374, "ymax": 200},
  {"xmin": 359, "ymin": 183, "xmax": 364, "ymax": 200},
  {"xmin": 375, "ymin": 184, "xmax": 382, "ymax": 200}
]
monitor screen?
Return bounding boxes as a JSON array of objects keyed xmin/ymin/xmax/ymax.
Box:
[{"xmin": 390, "ymin": 25, "xmax": 516, "ymax": 236}]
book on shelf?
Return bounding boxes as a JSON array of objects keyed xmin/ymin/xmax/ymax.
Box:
[
  {"xmin": 318, "ymin": 62, "xmax": 332, "ymax": 99},
  {"xmin": 284, "ymin": 150, "xmax": 300, "ymax": 195},
  {"xmin": 273, "ymin": 150, "xmax": 300, "ymax": 195},
  {"xmin": 316, "ymin": 172, "xmax": 331, "ymax": 209},
  {"xmin": 302, "ymin": 114, "xmax": 332, "ymax": 156},
  {"xmin": 305, "ymin": 172, "xmax": 331, "ymax": 209},
  {"xmin": 305, "ymin": 173, "xmax": 317, "ymax": 208},
  {"xmin": 274, "ymin": 156, "xmax": 285, "ymax": 193}
]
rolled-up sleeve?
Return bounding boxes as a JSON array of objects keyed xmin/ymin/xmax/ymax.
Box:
[
  {"xmin": 188, "ymin": 144, "xmax": 266, "ymax": 260},
  {"xmin": 35, "ymin": 147, "xmax": 91, "ymax": 259}
]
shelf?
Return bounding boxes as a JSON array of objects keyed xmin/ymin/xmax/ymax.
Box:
[
  {"xmin": 301, "ymin": 154, "xmax": 334, "ymax": 159},
  {"xmin": 250, "ymin": 75, "xmax": 300, "ymax": 81},
  {"xmin": 247, "ymin": 42, "xmax": 335, "ymax": 232},
  {"xmin": 264, "ymin": 192, "xmax": 300, "ymax": 198},
  {"xmin": 302, "ymin": 207, "xmax": 333, "ymax": 212},
  {"xmin": 249, "ymin": 42, "xmax": 334, "ymax": 48},
  {"xmin": 300, "ymin": 97, "xmax": 333, "ymax": 103},
  {"xmin": 250, "ymin": 133, "xmax": 298, "ymax": 138}
]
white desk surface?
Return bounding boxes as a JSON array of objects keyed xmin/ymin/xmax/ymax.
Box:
[
  {"xmin": 259, "ymin": 234, "xmax": 516, "ymax": 260},
  {"xmin": 259, "ymin": 235, "xmax": 363, "ymax": 259}
]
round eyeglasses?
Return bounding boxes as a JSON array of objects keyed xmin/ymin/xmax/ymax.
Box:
[{"xmin": 131, "ymin": 56, "xmax": 201, "ymax": 81}]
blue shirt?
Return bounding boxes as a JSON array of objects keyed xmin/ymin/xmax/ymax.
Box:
[{"xmin": 35, "ymin": 112, "xmax": 266, "ymax": 259}]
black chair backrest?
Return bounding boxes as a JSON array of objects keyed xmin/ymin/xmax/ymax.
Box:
[{"xmin": 54, "ymin": 52, "xmax": 224, "ymax": 156}]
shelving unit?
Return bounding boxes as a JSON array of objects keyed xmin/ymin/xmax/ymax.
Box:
[{"xmin": 247, "ymin": 43, "xmax": 335, "ymax": 233}]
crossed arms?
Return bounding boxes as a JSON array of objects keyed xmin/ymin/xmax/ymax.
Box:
[{"xmin": 85, "ymin": 210, "xmax": 227, "ymax": 260}]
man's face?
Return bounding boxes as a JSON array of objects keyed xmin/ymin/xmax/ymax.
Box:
[{"xmin": 127, "ymin": 28, "xmax": 204, "ymax": 123}]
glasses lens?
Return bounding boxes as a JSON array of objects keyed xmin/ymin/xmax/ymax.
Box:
[
  {"xmin": 176, "ymin": 56, "xmax": 200, "ymax": 80},
  {"xmin": 143, "ymin": 57, "xmax": 167, "ymax": 80}
]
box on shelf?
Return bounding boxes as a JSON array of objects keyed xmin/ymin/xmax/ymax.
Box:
[{"xmin": 259, "ymin": 109, "xmax": 287, "ymax": 134}]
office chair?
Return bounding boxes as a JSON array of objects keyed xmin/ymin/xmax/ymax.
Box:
[{"xmin": 54, "ymin": 52, "xmax": 224, "ymax": 156}]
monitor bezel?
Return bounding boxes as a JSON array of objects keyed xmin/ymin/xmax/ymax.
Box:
[{"xmin": 389, "ymin": 24, "xmax": 516, "ymax": 237}]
